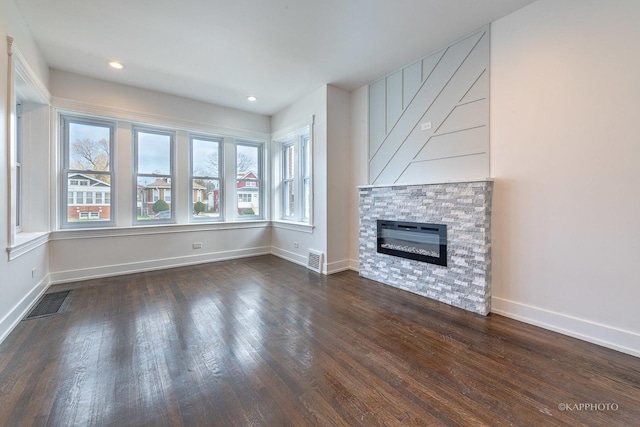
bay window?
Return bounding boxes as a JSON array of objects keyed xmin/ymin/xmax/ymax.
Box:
[{"xmin": 57, "ymin": 111, "xmax": 267, "ymax": 229}]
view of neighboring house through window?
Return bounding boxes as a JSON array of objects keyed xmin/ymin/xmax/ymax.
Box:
[
  {"xmin": 59, "ymin": 113, "xmax": 266, "ymax": 228},
  {"xmin": 235, "ymin": 141, "xmax": 262, "ymax": 219},
  {"xmin": 276, "ymin": 125, "xmax": 311, "ymax": 223},
  {"xmin": 61, "ymin": 115, "xmax": 115, "ymax": 227},
  {"xmin": 190, "ymin": 135, "xmax": 222, "ymax": 220},
  {"xmin": 134, "ymin": 127, "xmax": 174, "ymax": 222}
]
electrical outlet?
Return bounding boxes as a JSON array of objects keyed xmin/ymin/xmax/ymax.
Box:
[
  {"xmin": 293, "ymin": 242, "xmax": 299, "ymax": 248},
  {"xmin": 192, "ymin": 242, "xmax": 202, "ymax": 249},
  {"xmin": 31, "ymin": 268, "xmax": 37, "ymax": 278},
  {"xmin": 421, "ymin": 122, "xmax": 432, "ymax": 131}
]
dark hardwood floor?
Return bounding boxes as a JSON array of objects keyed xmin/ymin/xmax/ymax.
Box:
[{"xmin": 1, "ymin": 255, "xmax": 638, "ymax": 426}]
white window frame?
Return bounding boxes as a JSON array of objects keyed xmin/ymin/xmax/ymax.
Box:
[
  {"xmin": 49, "ymin": 102, "xmax": 270, "ymax": 234},
  {"xmin": 189, "ymin": 134, "xmax": 223, "ymax": 222},
  {"xmin": 235, "ymin": 140, "xmax": 264, "ymax": 220},
  {"xmin": 6, "ymin": 37, "xmax": 51, "ymax": 253},
  {"xmin": 301, "ymin": 134, "xmax": 311, "ymax": 222},
  {"xmin": 133, "ymin": 126, "xmax": 175, "ymax": 224},
  {"xmin": 274, "ymin": 124, "xmax": 312, "ymax": 224},
  {"xmin": 15, "ymin": 102, "xmax": 23, "ymax": 232},
  {"xmin": 282, "ymin": 142, "xmax": 296, "ymax": 220},
  {"xmin": 60, "ymin": 115, "xmax": 115, "ymax": 229}
]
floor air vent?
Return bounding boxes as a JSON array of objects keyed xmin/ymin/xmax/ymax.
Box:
[
  {"xmin": 307, "ymin": 249, "xmax": 323, "ymax": 273},
  {"xmin": 25, "ymin": 291, "xmax": 70, "ymax": 319}
]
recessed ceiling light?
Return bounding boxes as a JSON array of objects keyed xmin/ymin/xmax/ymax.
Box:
[
  {"xmin": 108, "ymin": 60, "xmax": 125, "ymax": 70},
  {"xmin": 246, "ymin": 96, "xmax": 257, "ymax": 102}
]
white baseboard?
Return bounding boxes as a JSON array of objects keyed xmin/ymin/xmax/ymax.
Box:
[
  {"xmin": 0, "ymin": 276, "xmax": 50, "ymax": 345},
  {"xmin": 348, "ymin": 259, "xmax": 360, "ymax": 272},
  {"xmin": 270, "ymin": 247, "xmax": 308, "ymax": 268},
  {"xmin": 326, "ymin": 259, "xmax": 351, "ymax": 275},
  {"xmin": 492, "ymin": 297, "xmax": 640, "ymax": 358},
  {"xmin": 270, "ymin": 248, "xmax": 351, "ymax": 275},
  {"xmin": 49, "ymin": 246, "xmax": 271, "ymax": 284}
]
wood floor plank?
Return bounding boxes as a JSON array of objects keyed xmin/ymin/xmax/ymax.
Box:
[{"xmin": 0, "ymin": 255, "xmax": 638, "ymax": 426}]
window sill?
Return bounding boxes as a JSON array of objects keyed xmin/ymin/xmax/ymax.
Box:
[
  {"xmin": 7, "ymin": 231, "xmax": 50, "ymax": 260},
  {"xmin": 50, "ymin": 220, "xmax": 270, "ymax": 241},
  {"xmin": 271, "ymin": 220, "xmax": 314, "ymax": 233}
]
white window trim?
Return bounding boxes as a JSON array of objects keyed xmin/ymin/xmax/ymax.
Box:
[
  {"xmin": 60, "ymin": 115, "xmax": 116, "ymax": 229},
  {"xmin": 15, "ymin": 102, "xmax": 23, "ymax": 232},
  {"xmin": 189, "ymin": 134, "xmax": 224, "ymax": 222},
  {"xmin": 7, "ymin": 231, "xmax": 50, "ymax": 261},
  {"xmin": 273, "ymin": 122, "xmax": 312, "ymax": 225},
  {"xmin": 301, "ymin": 134, "xmax": 311, "ymax": 222},
  {"xmin": 133, "ymin": 126, "xmax": 175, "ymax": 225},
  {"xmin": 282, "ymin": 141, "xmax": 296, "ymax": 220},
  {"xmin": 234, "ymin": 140, "xmax": 264, "ymax": 221},
  {"xmin": 6, "ymin": 36, "xmax": 51, "ymax": 253},
  {"xmin": 271, "ymin": 220, "xmax": 315, "ymax": 233}
]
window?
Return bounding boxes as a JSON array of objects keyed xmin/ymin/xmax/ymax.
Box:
[
  {"xmin": 276, "ymin": 126, "xmax": 311, "ymax": 223},
  {"xmin": 302, "ymin": 135, "xmax": 311, "ymax": 221},
  {"xmin": 282, "ymin": 143, "xmax": 295, "ymax": 219},
  {"xmin": 61, "ymin": 116, "xmax": 115, "ymax": 227},
  {"xmin": 55, "ymin": 109, "xmax": 269, "ymax": 231},
  {"xmin": 190, "ymin": 135, "xmax": 222, "ymax": 220},
  {"xmin": 134, "ymin": 127, "xmax": 174, "ymax": 223},
  {"xmin": 7, "ymin": 38, "xmax": 51, "ymax": 248},
  {"xmin": 15, "ymin": 102, "xmax": 22, "ymax": 231},
  {"xmin": 235, "ymin": 141, "xmax": 263, "ymax": 219}
]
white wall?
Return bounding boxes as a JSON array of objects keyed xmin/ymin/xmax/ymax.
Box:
[
  {"xmin": 51, "ymin": 70, "xmax": 270, "ymax": 135},
  {"xmin": 490, "ymin": 0, "xmax": 640, "ymax": 356},
  {"xmin": 271, "ymin": 86, "xmax": 329, "ymax": 269},
  {"xmin": 325, "ymin": 85, "xmax": 351, "ymax": 272},
  {"xmin": 20, "ymin": 104, "xmax": 51, "ymax": 232},
  {"xmin": 368, "ymin": 28, "xmax": 490, "ymax": 185},
  {"xmin": 49, "ymin": 225, "xmax": 271, "ymax": 283},
  {"xmin": 270, "ymin": 84, "xmax": 351, "ymax": 273},
  {"xmin": 348, "ymin": 86, "xmax": 369, "ymax": 270},
  {"xmin": 0, "ymin": 0, "xmax": 51, "ymax": 341}
]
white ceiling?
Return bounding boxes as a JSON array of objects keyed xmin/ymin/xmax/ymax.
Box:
[{"xmin": 16, "ymin": 0, "xmax": 535, "ymax": 116}]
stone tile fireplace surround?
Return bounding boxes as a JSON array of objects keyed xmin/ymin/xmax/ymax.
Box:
[{"xmin": 359, "ymin": 181, "xmax": 493, "ymax": 315}]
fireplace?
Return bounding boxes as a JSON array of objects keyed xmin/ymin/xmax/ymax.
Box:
[
  {"xmin": 377, "ymin": 220, "xmax": 447, "ymax": 266},
  {"xmin": 360, "ymin": 181, "xmax": 493, "ymax": 315}
]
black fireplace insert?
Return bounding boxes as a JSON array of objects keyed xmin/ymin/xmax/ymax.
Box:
[{"xmin": 377, "ymin": 220, "xmax": 447, "ymax": 266}]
